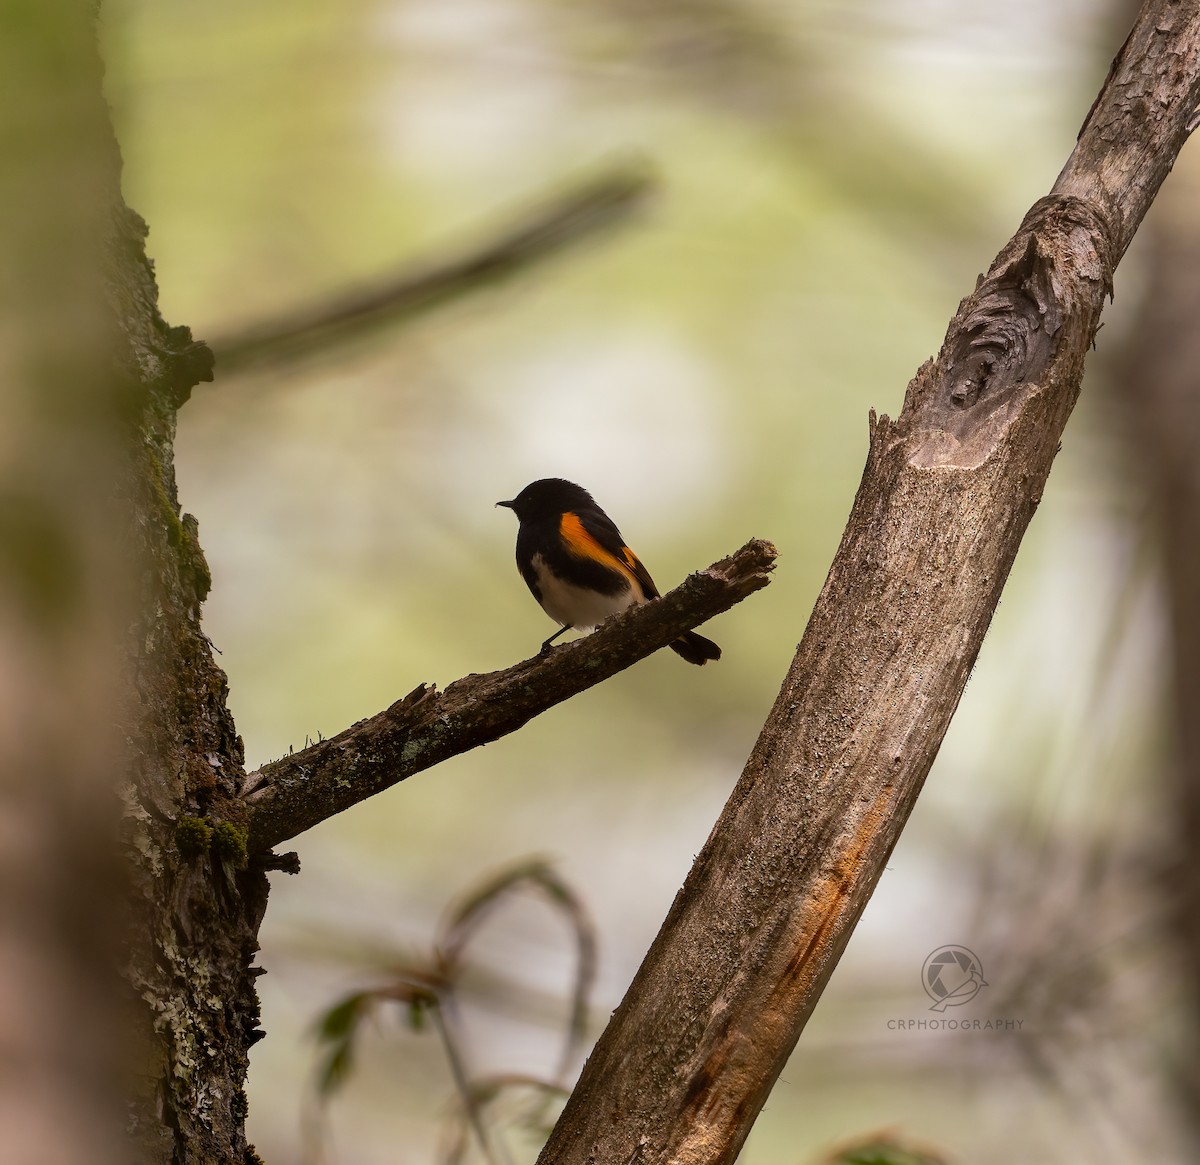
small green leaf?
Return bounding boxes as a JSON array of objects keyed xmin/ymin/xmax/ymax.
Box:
[
  {"xmin": 317, "ymin": 992, "xmax": 370, "ymax": 1041},
  {"xmin": 407, "ymin": 995, "xmax": 428, "ymax": 1032},
  {"xmin": 316, "ymin": 1039, "xmax": 354, "ymax": 1097}
]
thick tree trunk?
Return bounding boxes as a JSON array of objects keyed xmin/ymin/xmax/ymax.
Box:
[
  {"xmin": 111, "ymin": 101, "xmax": 267, "ymax": 1165},
  {"xmin": 119, "ymin": 229, "xmax": 265, "ymax": 1165}
]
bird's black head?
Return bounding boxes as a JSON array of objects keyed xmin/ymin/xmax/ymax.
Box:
[{"xmin": 497, "ymin": 478, "xmax": 596, "ymax": 522}]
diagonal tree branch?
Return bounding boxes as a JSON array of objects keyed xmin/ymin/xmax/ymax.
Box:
[
  {"xmin": 244, "ymin": 538, "xmax": 776, "ymax": 852},
  {"xmin": 210, "ymin": 165, "xmax": 653, "ymax": 377},
  {"xmin": 532, "ymin": 4, "xmax": 1200, "ymax": 1164}
]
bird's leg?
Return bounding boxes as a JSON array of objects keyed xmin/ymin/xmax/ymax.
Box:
[{"xmin": 539, "ymin": 626, "xmax": 570, "ymax": 655}]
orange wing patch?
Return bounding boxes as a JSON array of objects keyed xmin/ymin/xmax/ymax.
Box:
[{"xmin": 560, "ymin": 512, "xmax": 640, "ymax": 589}]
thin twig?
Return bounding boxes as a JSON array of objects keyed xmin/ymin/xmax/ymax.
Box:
[
  {"xmin": 436, "ymin": 859, "xmax": 597, "ymax": 1087},
  {"xmin": 431, "ymin": 998, "xmax": 510, "ymax": 1165}
]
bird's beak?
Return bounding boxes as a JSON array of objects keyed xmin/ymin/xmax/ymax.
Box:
[{"xmin": 496, "ymin": 499, "xmax": 514, "ymax": 509}]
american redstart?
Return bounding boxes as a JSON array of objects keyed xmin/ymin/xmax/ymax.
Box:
[{"xmin": 496, "ymin": 478, "xmax": 721, "ymax": 665}]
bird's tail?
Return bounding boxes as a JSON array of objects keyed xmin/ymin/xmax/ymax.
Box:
[{"xmin": 670, "ymin": 630, "xmax": 721, "ymax": 665}]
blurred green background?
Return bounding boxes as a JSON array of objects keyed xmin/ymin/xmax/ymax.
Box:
[{"xmin": 101, "ymin": 1, "xmax": 1190, "ymax": 1162}]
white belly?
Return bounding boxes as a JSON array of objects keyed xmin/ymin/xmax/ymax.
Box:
[{"xmin": 532, "ymin": 554, "xmax": 642, "ymax": 630}]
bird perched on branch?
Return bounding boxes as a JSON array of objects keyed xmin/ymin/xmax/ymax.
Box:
[{"xmin": 497, "ymin": 478, "xmax": 721, "ymax": 665}]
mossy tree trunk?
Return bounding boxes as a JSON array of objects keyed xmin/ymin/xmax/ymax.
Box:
[{"xmin": 118, "ymin": 215, "xmax": 268, "ymax": 1162}]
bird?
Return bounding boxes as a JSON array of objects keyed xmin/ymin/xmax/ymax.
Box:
[{"xmin": 496, "ymin": 478, "xmax": 721, "ymax": 665}]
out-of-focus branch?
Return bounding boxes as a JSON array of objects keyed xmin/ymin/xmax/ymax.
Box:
[
  {"xmin": 1, "ymin": 6, "xmax": 155, "ymax": 1164},
  {"xmin": 210, "ymin": 166, "xmax": 654, "ymax": 376},
  {"xmin": 534, "ymin": 5, "xmax": 1200, "ymax": 1164},
  {"xmin": 1111, "ymin": 83, "xmax": 1200, "ymax": 1139},
  {"xmin": 243, "ymin": 539, "xmax": 776, "ymax": 852}
]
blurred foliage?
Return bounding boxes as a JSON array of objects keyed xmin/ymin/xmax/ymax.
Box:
[
  {"xmin": 311, "ymin": 860, "xmax": 590, "ymax": 1164},
  {"xmin": 814, "ymin": 1133, "xmax": 950, "ymax": 1165},
  {"xmin": 98, "ymin": 0, "xmax": 1192, "ymax": 1162}
]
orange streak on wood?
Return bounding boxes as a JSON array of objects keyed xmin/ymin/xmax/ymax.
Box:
[{"xmin": 674, "ymin": 778, "xmax": 897, "ymax": 1163}]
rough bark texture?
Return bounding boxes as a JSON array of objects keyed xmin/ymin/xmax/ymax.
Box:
[
  {"xmin": 534, "ymin": 5, "xmax": 1200, "ymax": 1164},
  {"xmin": 119, "ymin": 213, "xmax": 266, "ymax": 1165},
  {"xmin": 244, "ymin": 539, "xmax": 776, "ymax": 852}
]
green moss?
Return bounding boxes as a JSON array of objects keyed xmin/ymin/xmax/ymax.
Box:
[
  {"xmin": 244, "ymin": 1146, "xmax": 265, "ymax": 1165},
  {"xmin": 145, "ymin": 447, "xmax": 186, "ymax": 548},
  {"xmin": 176, "ymin": 816, "xmax": 248, "ymax": 868},
  {"xmin": 175, "ymin": 815, "xmax": 213, "ymax": 859},
  {"xmin": 211, "ymin": 821, "xmax": 248, "ymax": 869},
  {"xmin": 143, "ymin": 444, "xmax": 211, "ymax": 602}
]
